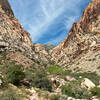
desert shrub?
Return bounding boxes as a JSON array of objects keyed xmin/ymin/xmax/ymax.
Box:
[
  {"xmin": 0, "ymin": 88, "xmax": 23, "ymax": 100},
  {"xmin": 25, "ymin": 68, "xmax": 52, "ymax": 91},
  {"xmin": 90, "ymin": 87, "xmax": 100, "ymax": 97},
  {"xmin": 48, "ymin": 66, "xmax": 67, "ymax": 75},
  {"xmin": 32, "ymin": 70, "xmax": 52, "ymax": 91},
  {"xmin": 50, "ymin": 94, "xmax": 60, "ymax": 100},
  {"xmin": 55, "ymin": 81, "xmax": 60, "ymax": 88},
  {"xmin": 97, "ymin": 66, "xmax": 100, "ymax": 69},
  {"xmin": 61, "ymin": 81, "xmax": 91, "ymax": 99},
  {"xmin": 1, "ymin": 50, "xmax": 7, "ymax": 58},
  {"xmin": 49, "ymin": 60, "xmax": 55, "ymax": 65},
  {"xmin": 25, "ymin": 67, "xmax": 36, "ymax": 83},
  {"xmin": 0, "ymin": 75, "xmax": 8, "ymax": 89},
  {"xmin": 0, "ymin": 62, "xmax": 18, "ymax": 74},
  {"xmin": 7, "ymin": 65, "xmax": 25, "ymax": 86},
  {"xmin": 73, "ymin": 72, "xmax": 100, "ymax": 85},
  {"xmin": 0, "ymin": 50, "xmax": 7, "ymax": 64},
  {"xmin": 0, "ymin": 62, "xmax": 25, "ymax": 87}
]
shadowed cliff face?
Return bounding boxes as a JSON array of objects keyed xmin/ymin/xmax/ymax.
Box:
[
  {"xmin": 51, "ymin": 0, "xmax": 100, "ymax": 73},
  {"xmin": 0, "ymin": 0, "xmax": 14, "ymax": 18}
]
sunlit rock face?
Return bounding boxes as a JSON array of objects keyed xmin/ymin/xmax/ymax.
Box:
[
  {"xmin": 0, "ymin": 0, "xmax": 53, "ymax": 64},
  {"xmin": 51, "ymin": 0, "xmax": 100, "ymax": 73},
  {"xmin": 0, "ymin": 0, "xmax": 34, "ymax": 56}
]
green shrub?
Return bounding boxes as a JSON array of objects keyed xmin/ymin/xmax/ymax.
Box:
[
  {"xmin": 50, "ymin": 94, "xmax": 60, "ymax": 100},
  {"xmin": 7, "ymin": 65, "xmax": 25, "ymax": 86},
  {"xmin": 55, "ymin": 81, "xmax": 60, "ymax": 88},
  {"xmin": 32, "ymin": 70, "xmax": 52, "ymax": 91},
  {"xmin": 73, "ymin": 72, "xmax": 100, "ymax": 85},
  {"xmin": 0, "ymin": 75, "xmax": 8, "ymax": 88},
  {"xmin": 49, "ymin": 60, "xmax": 55, "ymax": 65},
  {"xmin": 47, "ymin": 66, "xmax": 67, "ymax": 75},
  {"xmin": 90, "ymin": 87, "xmax": 100, "ymax": 97},
  {"xmin": 25, "ymin": 68, "xmax": 36, "ymax": 83},
  {"xmin": 0, "ymin": 88, "xmax": 23, "ymax": 100},
  {"xmin": 61, "ymin": 81, "xmax": 91, "ymax": 99}
]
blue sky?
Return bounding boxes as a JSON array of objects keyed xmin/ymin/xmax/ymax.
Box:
[{"xmin": 8, "ymin": 0, "xmax": 91, "ymax": 45}]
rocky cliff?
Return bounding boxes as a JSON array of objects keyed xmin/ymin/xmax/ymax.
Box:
[
  {"xmin": 51, "ymin": 0, "xmax": 100, "ymax": 73},
  {"xmin": 1, "ymin": 0, "xmax": 100, "ymax": 73},
  {"xmin": 0, "ymin": 0, "xmax": 14, "ymax": 18},
  {"xmin": 0, "ymin": 0, "xmax": 52, "ymax": 66},
  {"xmin": 0, "ymin": 0, "xmax": 33, "ymax": 52}
]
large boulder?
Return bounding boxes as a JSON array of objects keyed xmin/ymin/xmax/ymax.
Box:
[{"xmin": 81, "ymin": 78, "xmax": 95, "ymax": 90}]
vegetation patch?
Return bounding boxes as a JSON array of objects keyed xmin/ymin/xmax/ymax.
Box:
[
  {"xmin": 90, "ymin": 87, "xmax": 100, "ymax": 98},
  {"xmin": 7, "ymin": 65, "xmax": 25, "ymax": 86},
  {"xmin": 72, "ymin": 72, "xmax": 100, "ymax": 85},
  {"xmin": 31, "ymin": 69, "xmax": 52, "ymax": 92},
  {"xmin": 50, "ymin": 94, "xmax": 60, "ymax": 100},
  {"xmin": 0, "ymin": 88, "xmax": 23, "ymax": 100},
  {"xmin": 61, "ymin": 81, "xmax": 91, "ymax": 99},
  {"xmin": 47, "ymin": 65, "xmax": 68, "ymax": 76}
]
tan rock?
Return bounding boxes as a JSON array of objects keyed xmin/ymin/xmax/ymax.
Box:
[
  {"xmin": 0, "ymin": 79, "xmax": 2, "ymax": 85},
  {"xmin": 66, "ymin": 76, "xmax": 76, "ymax": 82},
  {"xmin": 81, "ymin": 78, "xmax": 95, "ymax": 89},
  {"xmin": 6, "ymin": 52, "xmax": 34, "ymax": 68}
]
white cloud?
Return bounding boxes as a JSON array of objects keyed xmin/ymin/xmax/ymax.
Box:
[
  {"xmin": 45, "ymin": 32, "xmax": 67, "ymax": 45},
  {"xmin": 64, "ymin": 16, "xmax": 80, "ymax": 30},
  {"xmin": 27, "ymin": 0, "xmax": 66, "ymax": 42},
  {"xmin": 28, "ymin": 0, "xmax": 81, "ymax": 42},
  {"xmin": 8, "ymin": 0, "xmax": 91, "ymax": 44}
]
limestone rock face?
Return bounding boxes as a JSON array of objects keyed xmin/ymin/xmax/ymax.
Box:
[
  {"xmin": 0, "ymin": 0, "xmax": 14, "ymax": 18},
  {"xmin": 51, "ymin": 0, "xmax": 100, "ymax": 72},
  {"xmin": 0, "ymin": 0, "xmax": 52, "ymax": 64},
  {"xmin": 6, "ymin": 52, "xmax": 34, "ymax": 68},
  {"xmin": 44, "ymin": 44, "xmax": 56, "ymax": 51},
  {"xmin": 34, "ymin": 43, "xmax": 51, "ymax": 63},
  {"xmin": 0, "ymin": 0, "xmax": 32, "ymax": 47},
  {"xmin": 0, "ymin": 0, "xmax": 36, "ymax": 61}
]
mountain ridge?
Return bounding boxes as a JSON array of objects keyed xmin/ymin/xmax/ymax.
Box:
[
  {"xmin": 51, "ymin": 0, "xmax": 100, "ymax": 73},
  {"xmin": 0, "ymin": 0, "xmax": 100, "ymax": 100}
]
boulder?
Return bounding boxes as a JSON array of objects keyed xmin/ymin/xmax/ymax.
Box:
[
  {"xmin": 0, "ymin": 42, "xmax": 9, "ymax": 47},
  {"xmin": 81, "ymin": 78, "xmax": 95, "ymax": 89},
  {"xmin": 0, "ymin": 79, "xmax": 2, "ymax": 85},
  {"xmin": 92, "ymin": 96, "xmax": 99, "ymax": 100},
  {"xmin": 66, "ymin": 76, "xmax": 76, "ymax": 82},
  {"xmin": 67, "ymin": 97, "xmax": 75, "ymax": 100},
  {"xmin": 31, "ymin": 87, "xmax": 36, "ymax": 93}
]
